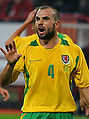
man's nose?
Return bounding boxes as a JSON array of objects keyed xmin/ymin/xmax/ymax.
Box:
[{"xmin": 38, "ymin": 19, "xmax": 44, "ymax": 25}]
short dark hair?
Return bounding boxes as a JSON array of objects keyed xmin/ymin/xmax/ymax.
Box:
[{"xmin": 35, "ymin": 5, "xmax": 60, "ymax": 21}]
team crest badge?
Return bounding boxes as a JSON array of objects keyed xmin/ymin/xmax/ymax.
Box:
[{"xmin": 61, "ymin": 55, "xmax": 70, "ymax": 65}]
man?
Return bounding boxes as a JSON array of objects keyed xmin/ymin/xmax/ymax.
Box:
[
  {"xmin": 0, "ymin": 87, "xmax": 9, "ymax": 101},
  {"xmin": 0, "ymin": 6, "xmax": 89, "ymax": 119}
]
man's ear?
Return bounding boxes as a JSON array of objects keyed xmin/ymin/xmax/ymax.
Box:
[{"xmin": 55, "ymin": 20, "xmax": 60, "ymax": 29}]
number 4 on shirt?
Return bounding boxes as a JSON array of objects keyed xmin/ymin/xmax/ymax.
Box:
[{"xmin": 48, "ymin": 65, "xmax": 54, "ymax": 78}]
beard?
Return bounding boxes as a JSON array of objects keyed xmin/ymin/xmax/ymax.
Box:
[{"xmin": 36, "ymin": 24, "xmax": 56, "ymax": 41}]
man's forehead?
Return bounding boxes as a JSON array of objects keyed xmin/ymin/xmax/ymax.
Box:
[{"xmin": 36, "ymin": 8, "xmax": 54, "ymax": 17}]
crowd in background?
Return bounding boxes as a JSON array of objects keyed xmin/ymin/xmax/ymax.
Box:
[
  {"xmin": 0, "ymin": 0, "xmax": 89, "ymax": 22},
  {"xmin": 0, "ymin": 0, "xmax": 33, "ymax": 22}
]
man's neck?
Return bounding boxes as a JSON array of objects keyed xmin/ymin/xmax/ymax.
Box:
[{"xmin": 39, "ymin": 34, "xmax": 59, "ymax": 49}]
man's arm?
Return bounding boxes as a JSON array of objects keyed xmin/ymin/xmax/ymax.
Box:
[
  {"xmin": 0, "ymin": 63, "xmax": 15, "ymax": 85},
  {"xmin": 5, "ymin": 9, "xmax": 37, "ymax": 46},
  {"xmin": 0, "ymin": 41, "xmax": 22, "ymax": 86},
  {"xmin": 79, "ymin": 87, "xmax": 89, "ymax": 105},
  {"xmin": 79, "ymin": 87, "xmax": 89, "ymax": 116}
]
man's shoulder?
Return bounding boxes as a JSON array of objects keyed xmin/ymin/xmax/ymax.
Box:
[
  {"xmin": 58, "ymin": 33, "xmax": 82, "ymax": 51},
  {"xmin": 57, "ymin": 33, "xmax": 73, "ymax": 43},
  {"xmin": 24, "ymin": 39, "xmax": 39, "ymax": 48},
  {"xmin": 27, "ymin": 34, "xmax": 38, "ymax": 39},
  {"xmin": 14, "ymin": 34, "xmax": 38, "ymax": 49},
  {"xmin": 58, "ymin": 33, "xmax": 72, "ymax": 46},
  {"xmin": 18, "ymin": 33, "xmax": 38, "ymax": 41}
]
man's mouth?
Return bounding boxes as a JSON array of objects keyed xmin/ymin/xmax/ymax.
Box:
[{"xmin": 38, "ymin": 27, "xmax": 45, "ymax": 34}]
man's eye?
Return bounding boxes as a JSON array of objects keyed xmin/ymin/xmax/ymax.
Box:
[
  {"xmin": 43, "ymin": 17, "xmax": 49, "ymax": 20},
  {"xmin": 35, "ymin": 17, "xmax": 40, "ymax": 21}
]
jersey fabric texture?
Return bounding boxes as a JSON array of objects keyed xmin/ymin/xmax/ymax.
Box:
[
  {"xmin": 20, "ymin": 112, "xmax": 74, "ymax": 119},
  {"xmin": 14, "ymin": 33, "xmax": 73, "ymax": 49},
  {"xmin": 11, "ymin": 33, "xmax": 89, "ymax": 113}
]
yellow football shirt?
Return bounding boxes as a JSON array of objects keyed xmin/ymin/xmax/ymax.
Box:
[{"xmin": 11, "ymin": 37, "xmax": 89, "ymax": 112}]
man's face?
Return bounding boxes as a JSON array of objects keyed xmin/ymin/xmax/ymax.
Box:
[{"xmin": 34, "ymin": 8, "xmax": 56, "ymax": 40}]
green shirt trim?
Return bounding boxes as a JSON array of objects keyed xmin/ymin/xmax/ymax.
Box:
[
  {"xmin": 60, "ymin": 39, "xmax": 70, "ymax": 46},
  {"xmin": 57, "ymin": 33, "xmax": 66, "ymax": 39},
  {"xmin": 29, "ymin": 39, "xmax": 39, "ymax": 46},
  {"xmin": 29, "ymin": 33, "xmax": 70, "ymax": 46},
  {"xmin": 57, "ymin": 33, "xmax": 69, "ymax": 46},
  {"xmin": 24, "ymin": 64, "xmax": 29, "ymax": 97}
]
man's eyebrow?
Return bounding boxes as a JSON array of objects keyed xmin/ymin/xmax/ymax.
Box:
[
  {"xmin": 43, "ymin": 16, "xmax": 51, "ymax": 19},
  {"xmin": 36, "ymin": 15, "xmax": 51, "ymax": 19},
  {"xmin": 35, "ymin": 16, "xmax": 40, "ymax": 18}
]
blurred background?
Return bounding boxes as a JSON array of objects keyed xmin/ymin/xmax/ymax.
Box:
[{"xmin": 0, "ymin": 0, "xmax": 89, "ymax": 119}]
